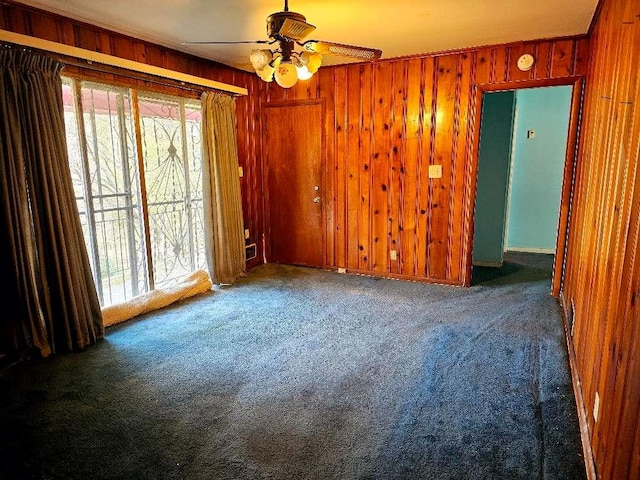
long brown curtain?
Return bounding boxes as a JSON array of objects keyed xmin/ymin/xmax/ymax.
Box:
[
  {"xmin": 201, "ymin": 91, "xmax": 246, "ymax": 285},
  {"xmin": 0, "ymin": 47, "xmax": 103, "ymax": 360}
]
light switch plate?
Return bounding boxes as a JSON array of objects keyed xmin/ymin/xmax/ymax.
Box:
[
  {"xmin": 428, "ymin": 165, "xmax": 443, "ymax": 179},
  {"xmin": 238, "ymin": 166, "xmax": 244, "ymax": 177}
]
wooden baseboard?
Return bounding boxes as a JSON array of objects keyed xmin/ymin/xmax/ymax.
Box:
[
  {"xmin": 559, "ymin": 292, "xmax": 598, "ymax": 480},
  {"xmin": 328, "ymin": 267, "xmax": 464, "ymax": 287}
]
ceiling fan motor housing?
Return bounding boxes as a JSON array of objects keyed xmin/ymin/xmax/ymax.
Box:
[{"xmin": 266, "ymin": 11, "xmax": 314, "ymax": 40}]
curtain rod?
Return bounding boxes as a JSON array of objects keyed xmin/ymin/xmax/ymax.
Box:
[
  {"xmin": 0, "ymin": 29, "xmax": 248, "ymax": 96},
  {"xmin": 61, "ymin": 58, "xmax": 205, "ymax": 95}
]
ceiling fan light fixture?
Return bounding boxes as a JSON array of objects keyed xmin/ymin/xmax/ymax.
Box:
[
  {"xmin": 250, "ymin": 49, "xmax": 273, "ymax": 71},
  {"xmin": 256, "ymin": 64, "xmax": 276, "ymax": 82},
  {"xmin": 295, "ymin": 63, "xmax": 313, "ymax": 81},
  {"xmin": 274, "ymin": 60, "xmax": 298, "ymax": 88},
  {"xmin": 184, "ymin": 2, "xmax": 382, "ymax": 87},
  {"xmin": 193, "ymin": 2, "xmax": 381, "ymax": 88},
  {"xmin": 299, "ymin": 51, "xmax": 322, "ymax": 73}
]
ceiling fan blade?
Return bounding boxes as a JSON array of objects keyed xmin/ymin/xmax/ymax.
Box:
[
  {"xmin": 182, "ymin": 40, "xmax": 270, "ymax": 45},
  {"xmin": 279, "ymin": 17, "xmax": 316, "ymax": 41},
  {"xmin": 302, "ymin": 41, "xmax": 382, "ymax": 61}
]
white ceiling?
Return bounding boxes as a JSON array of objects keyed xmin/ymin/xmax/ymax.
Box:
[{"xmin": 15, "ymin": 0, "xmax": 599, "ymax": 72}]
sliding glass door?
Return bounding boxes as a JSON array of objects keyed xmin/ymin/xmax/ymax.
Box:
[{"xmin": 61, "ymin": 78, "xmax": 206, "ymax": 307}]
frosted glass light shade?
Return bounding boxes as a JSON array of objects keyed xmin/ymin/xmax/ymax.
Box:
[
  {"xmin": 295, "ymin": 64, "xmax": 313, "ymax": 81},
  {"xmin": 250, "ymin": 49, "xmax": 272, "ymax": 71},
  {"xmin": 274, "ymin": 61, "xmax": 298, "ymax": 88},
  {"xmin": 256, "ymin": 64, "xmax": 275, "ymax": 82},
  {"xmin": 300, "ymin": 51, "xmax": 322, "ymax": 73}
]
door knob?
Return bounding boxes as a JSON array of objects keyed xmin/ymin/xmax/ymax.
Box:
[{"xmin": 313, "ymin": 196, "xmax": 321, "ymax": 203}]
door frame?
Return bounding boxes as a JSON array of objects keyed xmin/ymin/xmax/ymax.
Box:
[
  {"xmin": 465, "ymin": 76, "xmax": 584, "ymax": 297},
  {"xmin": 261, "ymin": 99, "xmax": 327, "ymax": 267}
]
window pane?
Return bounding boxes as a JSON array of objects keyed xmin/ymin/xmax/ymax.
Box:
[
  {"xmin": 61, "ymin": 80, "xmax": 92, "ymax": 263},
  {"xmin": 62, "ymin": 79, "xmax": 149, "ymax": 307},
  {"xmin": 138, "ymin": 94, "xmax": 205, "ymax": 289},
  {"xmin": 185, "ymin": 102, "xmax": 207, "ymax": 274}
]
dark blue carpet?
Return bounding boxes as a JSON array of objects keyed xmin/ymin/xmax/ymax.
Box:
[{"xmin": 0, "ymin": 259, "xmax": 585, "ymax": 479}]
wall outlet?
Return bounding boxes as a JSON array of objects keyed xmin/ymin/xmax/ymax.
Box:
[
  {"xmin": 428, "ymin": 164, "xmax": 443, "ymax": 179},
  {"xmin": 244, "ymin": 229, "xmax": 250, "ymax": 239},
  {"xmin": 593, "ymin": 391, "xmax": 600, "ymax": 422},
  {"xmin": 238, "ymin": 166, "xmax": 244, "ymax": 177},
  {"xmin": 338, "ymin": 267, "xmax": 347, "ymax": 274},
  {"xmin": 527, "ymin": 129, "xmax": 536, "ymax": 139},
  {"xmin": 390, "ymin": 249, "xmax": 397, "ymax": 260}
]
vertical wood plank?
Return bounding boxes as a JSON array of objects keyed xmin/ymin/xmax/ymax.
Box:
[
  {"xmin": 427, "ymin": 55, "xmax": 456, "ymax": 280},
  {"xmin": 400, "ymin": 58, "xmax": 423, "ymax": 277},
  {"xmin": 550, "ymin": 39, "xmax": 575, "ymax": 78},
  {"xmin": 474, "ymin": 48, "xmax": 492, "ymax": 85},
  {"xmin": 491, "ymin": 47, "xmax": 508, "ymax": 84},
  {"xmin": 573, "ymin": 37, "xmax": 591, "ymax": 76},
  {"xmin": 5, "ymin": 4, "xmax": 29, "ymax": 34},
  {"xmin": 75, "ymin": 24, "xmax": 98, "ymax": 52},
  {"xmin": 358, "ymin": 63, "xmax": 374, "ymax": 271},
  {"xmin": 416, "ymin": 57, "xmax": 436, "ymax": 278},
  {"xmin": 28, "ymin": 11, "xmax": 59, "ymax": 41},
  {"xmin": 370, "ymin": 62, "xmax": 393, "ymax": 273},
  {"xmin": 448, "ymin": 52, "xmax": 472, "ymax": 282},
  {"xmin": 0, "ymin": 4, "xmax": 8, "ymax": 30},
  {"xmin": 389, "ymin": 60, "xmax": 407, "ymax": 274},
  {"xmin": 459, "ymin": 54, "xmax": 480, "ymax": 287},
  {"xmin": 145, "ymin": 44, "xmax": 165, "ymax": 69},
  {"xmin": 533, "ymin": 42, "xmax": 553, "ymax": 79},
  {"xmin": 318, "ymin": 68, "xmax": 336, "ymax": 267},
  {"xmin": 334, "ymin": 67, "xmax": 348, "ymax": 268},
  {"xmin": 133, "ymin": 42, "xmax": 147, "ymax": 64},
  {"xmin": 346, "ymin": 65, "xmax": 362, "ymax": 270},
  {"xmin": 96, "ymin": 31, "xmax": 113, "ymax": 55}
]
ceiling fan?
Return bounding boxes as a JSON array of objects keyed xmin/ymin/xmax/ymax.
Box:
[{"xmin": 182, "ymin": 0, "xmax": 382, "ymax": 88}]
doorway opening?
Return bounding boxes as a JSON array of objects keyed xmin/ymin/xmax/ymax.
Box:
[{"xmin": 471, "ymin": 84, "xmax": 575, "ymax": 289}]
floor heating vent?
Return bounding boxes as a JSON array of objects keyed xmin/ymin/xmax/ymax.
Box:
[{"xmin": 246, "ymin": 243, "xmax": 257, "ymax": 260}]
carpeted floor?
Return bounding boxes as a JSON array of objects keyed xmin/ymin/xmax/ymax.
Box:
[{"xmin": 0, "ymin": 255, "xmax": 585, "ymax": 480}]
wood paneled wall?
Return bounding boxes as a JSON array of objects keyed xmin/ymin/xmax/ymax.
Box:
[
  {"xmin": 562, "ymin": 0, "xmax": 640, "ymax": 478},
  {"xmin": 0, "ymin": 0, "xmax": 265, "ymax": 269},
  {"xmin": 11, "ymin": 1, "xmax": 640, "ymax": 477},
  {"xmin": 260, "ymin": 37, "xmax": 589, "ymax": 285},
  {"xmin": 0, "ymin": 1, "xmax": 591, "ymax": 284}
]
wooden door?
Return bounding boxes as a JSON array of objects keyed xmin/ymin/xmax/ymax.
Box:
[{"xmin": 264, "ymin": 102, "xmax": 324, "ymax": 267}]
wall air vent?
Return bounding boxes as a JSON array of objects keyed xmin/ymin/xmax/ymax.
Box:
[{"xmin": 246, "ymin": 243, "xmax": 257, "ymax": 261}]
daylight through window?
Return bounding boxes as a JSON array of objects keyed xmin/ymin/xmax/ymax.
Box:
[{"xmin": 62, "ymin": 78, "xmax": 206, "ymax": 307}]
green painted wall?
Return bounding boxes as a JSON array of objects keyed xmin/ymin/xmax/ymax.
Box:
[
  {"xmin": 472, "ymin": 91, "xmax": 516, "ymax": 266},
  {"xmin": 506, "ymin": 86, "xmax": 572, "ymax": 252}
]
